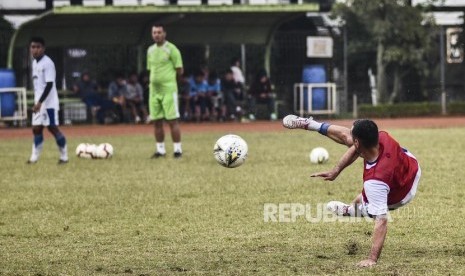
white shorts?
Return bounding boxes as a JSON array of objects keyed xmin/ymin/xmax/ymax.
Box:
[
  {"xmin": 359, "ymin": 165, "xmax": 422, "ymax": 216},
  {"xmin": 32, "ymin": 108, "xmax": 59, "ymax": 126},
  {"xmin": 387, "ymin": 166, "xmax": 421, "ymax": 210}
]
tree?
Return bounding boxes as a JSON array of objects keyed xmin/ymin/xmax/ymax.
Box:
[
  {"xmin": 382, "ymin": 3, "xmax": 434, "ymax": 103},
  {"xmin": 332, "ymin": 0, "xmax": 435, "ymax": 103},
  {"xmin": 0, "ymin": 16, "xmax": 14, "ymax": 68}
]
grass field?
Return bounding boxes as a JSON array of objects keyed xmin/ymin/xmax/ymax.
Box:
[{"xmin": 1, "ymin": 126, "xmax": 465, "ymax": 275}]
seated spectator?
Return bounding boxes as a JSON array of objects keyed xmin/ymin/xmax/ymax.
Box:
[
  {"xmin": 189, "ymin": 70, "xmax": 209, "ymax": 122},
  {"xmin": 72, "ymin": 72, "xmax": 105, "ymax": 124},
  {"xmin": 125, "ymin": 72, "xmax": 149, "ymax": 124},
  {"xmin": 222, "ymin": 69, "xmax": 243, "ymax": 121},
  {"xmin": 248, "ymin": 70, "xmax": 276, "ymax": 121},
  {"xmin": 230, "ymin": 57, "xmax": 245, "ymax": 88},
  {"xmin": 108, "ymin": 74, "xmax": 128, "ymax": 123},
  {"xmin": 206, "ymin": 70, "xmax": 225, "ymax": 121}
]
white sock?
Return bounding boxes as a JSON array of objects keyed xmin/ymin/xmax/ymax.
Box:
[
  {"xmin": 30, "ymin": 142, "xmax": 43, "ymax": 162},
  {"xmin": 347, "ymin": 204, "xmax": 365, "ymax": 217},
  {"xmin": 156, "ymin": 142, "xmax": 166, "ymax": 154},
  {"xmin": 308, "ymin": 120, "xmax": 323, "ymax": 131},
  {"xmin": 173, "ymin": 142, "xmax": 182, "ymax": 153},
  {"xmin": 347, "ymin": 205, "xmax": 356, "ymax": 217},
  {"xmin": 59, "ymin": 144, "xmax": 68, "ymax": 161}
]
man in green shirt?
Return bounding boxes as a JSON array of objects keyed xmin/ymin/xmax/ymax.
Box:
[{"xmin": 147, "ymin": 24, "xmax": 184, "ymax": 158}]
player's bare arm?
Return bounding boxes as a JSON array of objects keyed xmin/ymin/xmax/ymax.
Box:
[
  {"xmin": 176, "ymin": 67, "xmax": 184, "ymax": 82},
  {"xmin": 311, "ymin": 145, "xmax": 359, "ymax": 181},
  {"xmin": 358, "ymin": 215, "xmax": 388, "ymax": 267}
]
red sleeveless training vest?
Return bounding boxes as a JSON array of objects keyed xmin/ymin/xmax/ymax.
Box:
[{"xmin": 362, "ymin": 131, "xmax": 419, "ymax": 205}]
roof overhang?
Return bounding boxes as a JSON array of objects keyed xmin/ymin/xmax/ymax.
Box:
[{"xmin": 11, "ymin": 4, "xmax": 319, "ymax": 48}]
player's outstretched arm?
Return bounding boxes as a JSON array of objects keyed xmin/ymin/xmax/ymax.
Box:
[
  {"xmin": 357, "ymin": 215, "xmax": 388, "ymax": 267},
  {"xmin": 311, "ymin": 145, "xmax": 359, "ymax": 181}
]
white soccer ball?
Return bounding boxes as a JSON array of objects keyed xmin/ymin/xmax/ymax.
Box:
[
  {"xmin": 95, "ymin": 143, "xmax": 114, "ymax": 159},
  {"xmin": 309, "ymin": 147, "xmax": 329, "ymax": 164},
  {"xmin": 213, "ymin": 134, "xmax": 248, "ymax": 168},
  {"xmin": 75, "ymin": 143, "xmax": 87, "ymax": 157},
  {"xmin": 76, "ymin": 143, "xmax": 98, "ymax": 159}
]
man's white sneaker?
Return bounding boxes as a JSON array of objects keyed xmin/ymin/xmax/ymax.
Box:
[
  {"xmin": 327, "ymin": 201, "xmax": 350, "ymax": 216},
  {"xmin": 282, "ymin": 115, "xmax": 313, "ymax": 129}
]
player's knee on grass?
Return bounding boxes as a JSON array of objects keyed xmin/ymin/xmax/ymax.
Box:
[{"xmin": 352, "ymin": 193, "xmax": 363, "ymax": 204}]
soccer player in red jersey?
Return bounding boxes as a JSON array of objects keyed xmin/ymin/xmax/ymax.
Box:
[{"xmin": 283, "ymin": 115, "xmax": 421, "ymax": 268}]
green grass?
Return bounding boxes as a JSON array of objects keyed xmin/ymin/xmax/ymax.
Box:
[{"xmin": 1, "ymin": 127, "xmax": 465, "ymax": 275}]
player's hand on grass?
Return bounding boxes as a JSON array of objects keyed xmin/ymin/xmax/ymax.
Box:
[
  {"xmin": 310, "ymin": 170, "xmax": 339, "ymax": 181},
  {"xmin": 357, "ymin": 259, "xmax": 376, "ymax": 268},
  {"xmin": 32, "ymin": 102, "xmax": 42, "ymax": 113}
]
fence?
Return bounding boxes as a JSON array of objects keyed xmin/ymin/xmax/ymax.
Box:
[
  {"xmin": 0, "ymin": 87, "xmax": 27, "ymax": 122},
  {"xmin": 293, "ymin": 83, "xmax": 337, "ymax": 116}
]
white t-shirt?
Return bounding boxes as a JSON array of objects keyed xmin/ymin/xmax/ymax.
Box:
[
  {"xmin": 32, "ymin": 55, "xmax": 59, "ymax": 110},
  {"xmin": 231, "ymin": 65, "xmax": 245, "ymax": 84}
]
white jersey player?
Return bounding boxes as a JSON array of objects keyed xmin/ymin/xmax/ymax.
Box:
[{"xmin": 27, "ymin": 37, "xmax": 68, "ymax": 164}]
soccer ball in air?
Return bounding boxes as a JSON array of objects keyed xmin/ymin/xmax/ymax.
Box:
[
  {"xmin": 95, "ymin": 143, "xmax": 114, "ymax": 159},
  {"xmin": 309, "ymin": 147, "xmax": 329, "ymax": 164},
  {"xmin": 75, "ymin": 143, "xmax": 97, "ymax": 159},
  {"xmin": 213, "ymin": 134, "xmax": 248, "ymax": 168}
]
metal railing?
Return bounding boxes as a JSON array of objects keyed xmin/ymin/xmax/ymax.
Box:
[
  {"xmin": 0, "ymin": 87, "xmax": 27, "ymax": 121},
  {"xmin": 293, "ymin": 82, "xmax": 337, "ymax": 116}
]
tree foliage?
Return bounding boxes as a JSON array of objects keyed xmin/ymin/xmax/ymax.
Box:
[
  {"xmin": 332, "ymin": 0, "xmax": 436, "ymax": 103},
  {"xmin": 0, "ymin": 16, "xmax": 14, "ymax": 68}
]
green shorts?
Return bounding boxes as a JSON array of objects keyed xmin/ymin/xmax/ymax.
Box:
[{"xmin": 149, "ymin": 84, "xmax": 179, "ymax": 121}]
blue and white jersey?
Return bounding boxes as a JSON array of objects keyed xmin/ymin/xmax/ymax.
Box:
[
  {"xmin": 207, "ymin": 79, "xmax": 221, "ymax": 94},
  {"xmin": 189, "ymin": 77, "xmax": 208, "ymax": 97},
  {"xmin": 32, "ymin": 55, "xmax": 59, "ymax": 110}
]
